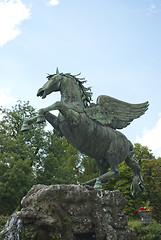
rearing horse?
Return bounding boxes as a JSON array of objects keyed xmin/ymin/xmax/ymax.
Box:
[{"xmin": 21, "ymin": 68, "xmax": 149, "ymax": 195}]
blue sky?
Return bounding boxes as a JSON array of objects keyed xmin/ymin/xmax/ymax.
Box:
[{"xmin": 0, "ymin": 0, "xmax": 161, "ymax": 157}]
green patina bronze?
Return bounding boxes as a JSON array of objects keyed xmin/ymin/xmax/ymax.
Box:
[{"xmin": 21, "ymin": 68, "xmax": 149, "ymax": 195}]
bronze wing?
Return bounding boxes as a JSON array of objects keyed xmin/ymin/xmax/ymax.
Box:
[{"xmin": 84, "ymin": 95, "xmax": 149, "ymax": 129}]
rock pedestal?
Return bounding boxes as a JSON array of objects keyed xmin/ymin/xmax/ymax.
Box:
[{"xmin": 1, "ymin": 185, "xmax": 136, "ymax": 240}]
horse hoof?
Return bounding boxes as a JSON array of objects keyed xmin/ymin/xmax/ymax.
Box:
[
  {"xmin": 21, "ymin": 123, "xmax": 29, "ymax": 132},
  {"xmin": 93, "ymin": 178, "xmax": 102, "ymax": 189},
  {"xmin": 37, "ymin": 115, "xmax": 46, "ymax": 123}
]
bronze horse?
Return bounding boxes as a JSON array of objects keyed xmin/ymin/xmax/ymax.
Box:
[{"xmin": 21, "ymin": 68, "xmax": 149, "ymax": 195}]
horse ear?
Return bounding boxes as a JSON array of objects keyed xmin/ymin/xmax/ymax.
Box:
[{"xmin": 56, "ymin": 67, "xmax": 59, "ymax": 74}]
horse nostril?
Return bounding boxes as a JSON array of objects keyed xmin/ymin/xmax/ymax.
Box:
[{"xmin": 37, "ymin": 89, "xmax": 44, "ymax": 97}]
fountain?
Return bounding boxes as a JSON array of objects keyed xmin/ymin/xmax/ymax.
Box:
[
  {"xmin": 0, "ymin": 184, "xmax": 137, "ymax": 240},
  {"xmin": 0, "ymin": 212, "xmax": 22, "ymax": 240}
]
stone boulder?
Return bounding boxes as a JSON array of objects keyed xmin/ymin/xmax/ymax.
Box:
[{"xmin": 1, "ymin": 184, "xmax": 136, "ymax": 240}]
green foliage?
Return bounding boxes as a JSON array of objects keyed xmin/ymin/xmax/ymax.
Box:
[
  {"xmin": 0, "ymin": 215, "xmax": 9, "ymax": 232},
  {"xmin": 63, "ymin": 216, "xmax": 72, "ymax": 225},
  {"xmin": 51, "ymin": 234, "xmax": 62, "ymax": 239},
  {"xmin": 35, "ymin": 129, "xmax": 80, "ymax": 185},
  {"xmin": 20, "ymin": 225, "xmax": 36, "ymax": 240},
  {"xmin": 0, "ymin": 157, "xmax": 32, "ymax": 214},
  {"xmin": 0, "ymin": 101, "xmax": 47, "ymax": 214},
  {"xmin": 133, "ymin": 144, "xmax": 161, "ymax": 221},
  {"xmin": 0, "ymin": 101, "xmax": 82, "ymax": 214},
  {"xmin": 129, "ymin": 220, "xmax": 161, "ymax": 240},
  {"xmin": 1, "ymin": 101, "xmax": 161, "ymax": 225},
  {"xmin": 103, "ymin": 143, "xmax": 161, "ymax": 221},
  {"xmin": 103, "ymin": 160, "xmax": 140, "ymax": 219},
  {"xmin": 76, "ymin": 156, "xmax": 98, "ymax": 184}
]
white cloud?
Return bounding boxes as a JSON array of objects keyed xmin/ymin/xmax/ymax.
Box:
[
  {"xmin": 136, "ymin": 115, "xmax": 161, "ymax": 157},
  {"xmin": 0, "ymin": 0, "xmax": 31, "ymax": 46},
  {"xmin": 0, "ymin": 89, "xmax": 17, "ymax": 107},
  {"xmin": 146, "ymin": 2, "xmax": 161, "ymax": 16},
  {"xmin": 48, "ymin": 0, "xmax": 59, "ymax": 6}
]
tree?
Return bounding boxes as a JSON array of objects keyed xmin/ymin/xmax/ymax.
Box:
[
  {"xmin": 103, "ymin": 143, "xmax": 161, "ymax": 221},
  {"xmin": 77, "ymin": 155, "xmax": 98, "ymax": 184},
  {"xmin": 1, "ymin": 101, "xmax": 161, "ymax": 222},
  {"xmin": 76, "ymin": 142, "xmax": 161, "ymax": 220},
  {"xmin": 0, "ymin": 101, "xmax": 47, "ymax": 214},
  {"xmin": 140, "ymin": 155, "xmax": 161, "ymax": 221},
  {"xmin": 36, "ymin": 129, "xmax": 81, "ymax": 185},
  {"xmin": 0, "ymin": 101, "xmax": 82, "ymax": 213},
  {"xmin": 131, "ymin": 144, "xmax": 161, "ymax": 221}
]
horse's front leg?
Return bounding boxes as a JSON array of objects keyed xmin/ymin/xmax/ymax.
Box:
[
  {"xmin": 37, "ymin": 101, "xmax": 80, "ymax": 126},
  {"xmin": 37, "ymin": 101, "xmax": 61, "ymax": 123},
  {"xmin": 21, "ymin": 102, "xmax": 61, "ymax": 132},
  {"xmin": 45, "ymin": 112, "xmax": 60, "ymax": 132},
  {"xmin": 21, "ymin": 116, "xmax": 38, "ymax": 132},
  {"xmin": 21, "ymin": 112, "xmax": 60, "ymax": 133}
]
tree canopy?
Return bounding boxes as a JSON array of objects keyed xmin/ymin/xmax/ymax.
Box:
[
  {"xmin": 0, "ymin": 101, "xmax": 80, "ymax": 214},
  {"xmin": 0, "ymin": 101, "xmax": 47, "ymax": 213},
  {"xmin": 103, "ymin": 143, "xmax": 161, "ymax": 221},
  {"xmin": 0, "ymin": 101, "xmax": 161, "ymax": 222}
]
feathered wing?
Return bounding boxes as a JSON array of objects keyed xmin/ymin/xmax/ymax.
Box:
[{"xmin": 84, "ymin": 95, "xmax": 149, "ymax": 129}]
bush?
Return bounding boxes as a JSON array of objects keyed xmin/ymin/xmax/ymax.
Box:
[{"xmin": 129, "ymin": 220, "xmax": 161, "ymax": 240}]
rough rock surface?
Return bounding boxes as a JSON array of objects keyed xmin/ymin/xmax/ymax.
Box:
[{"xmin": 2, "ymin": 185, "xmax": 136, "ymax": 240}]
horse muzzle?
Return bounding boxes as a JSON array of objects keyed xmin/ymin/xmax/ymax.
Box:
[{"xmin": 37, "ymin": 88, "xmax": 46, "ymax": 99}]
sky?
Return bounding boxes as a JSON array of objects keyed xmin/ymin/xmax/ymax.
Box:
[{"xmin": 0, "ymin": 0, "xmax": 161, "ymax": 157}]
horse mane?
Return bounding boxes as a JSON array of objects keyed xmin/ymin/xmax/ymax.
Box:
[{"xmin": 47, "ymin": 72, "xmax": 93, "ymax": 108}]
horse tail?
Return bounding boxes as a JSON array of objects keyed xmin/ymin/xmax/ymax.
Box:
[{"xmin": 125, "ymin": 141, "xmax": 145, "ymax": 196}]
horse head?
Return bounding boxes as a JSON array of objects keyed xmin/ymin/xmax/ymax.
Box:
[
  {"xmin": 37, "ymin": 68, "xmax": 62, "ymax": 99},
  {"xmin": 37, "ymin": 68, "xmax": 92, "ymax": 108}
]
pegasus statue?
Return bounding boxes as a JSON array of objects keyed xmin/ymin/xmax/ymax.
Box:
[{"xmin": 21, "ymin": 68, "xmax": 149, "ymax": 195}]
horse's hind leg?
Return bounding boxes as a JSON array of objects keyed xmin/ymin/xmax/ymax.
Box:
[
  {"xmin": 84, "ymin": 167, "xmax": 119, "ymax": 186},
  {"xmin": 95, "ymin": 155, "xmax": 120, "ymax": 183},
  {"xmin": 98, "ymin": 154, "xmax": 120, "ymax": 183},
  {"xmin": 83, "ymin": 158, "xmax": 107, "ymax": 185},
  {"xmin": 125, "ymin": 156, "xmax": 145, "ymax": 195},
  {"xmin": 83, "ymin": 153, "xmax": 120, "ymax": 186}
]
